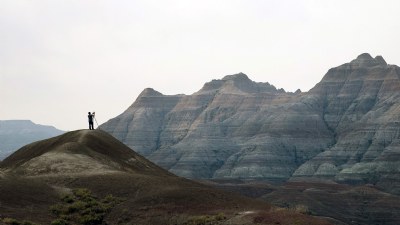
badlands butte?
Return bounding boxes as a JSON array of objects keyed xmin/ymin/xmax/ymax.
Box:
[{"xmin": 101, "ymin": 53, "xmax": 400, "ymax": 194}]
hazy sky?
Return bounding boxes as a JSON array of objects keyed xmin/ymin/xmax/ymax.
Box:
[{"xmin": 1, "ymin": 0, "xmax": 400, "ymax": 131}]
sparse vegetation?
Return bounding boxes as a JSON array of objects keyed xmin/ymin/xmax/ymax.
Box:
[
  {"xmin": 1, "ymin": 218, "xmax": 38, "ymax": 225},
  {"xmin": 50, "ymin": 219, "xmax": 68, "ymax": 225},
  {"xmin": 291, "ymin": 204, "xmax": 311, "ymax": 215},
  {"xmin": 185, "ymin": 213, "xmax": 227, "ymax": 225},
  {"xmin": 251, "ymin": 209, "xmax": 332, "ymax": 225},
  {"xmin": 271, "ymin": 203, "xmax": 311, "ymax": 215},
  {"xmin": 49, "ymin": 188, "xmax": 124, "ymax": 225}
]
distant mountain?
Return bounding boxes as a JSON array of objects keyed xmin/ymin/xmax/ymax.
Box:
[
  {"xmin": 0, "ymin": 120, "xmax": 64, "ymax": 160},
  {"xmin": 0, "ymin": 130, "xmax": 331, "ymax": 225},
  {"xmin": 100, "ymin": 53, "xmax": 400, "ymax": 194}
]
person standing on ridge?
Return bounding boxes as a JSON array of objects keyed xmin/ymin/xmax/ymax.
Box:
[{"xmin": 88, "ymin": 112, "xmax": 94, "ymax": 130}]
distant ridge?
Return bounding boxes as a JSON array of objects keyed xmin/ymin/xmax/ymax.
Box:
[{"xmin": 0, "ymin": 120, "xmax": 64, "ymax": 160}]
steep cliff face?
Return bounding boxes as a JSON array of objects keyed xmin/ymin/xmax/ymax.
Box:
[
  {"xmin": 101, "ymin": 73, "xmax": 333, "ymax": 180},
  {"xmin": 101, "ymin": 54, "xmax": 400, "ymax": 190},
  {"xmin": 292, "ymin": 54, "xmax": 400, "ymax": 192},
  {"xmin": 101, "ymin": 88, "xmax": 182, "ymax": 156}
]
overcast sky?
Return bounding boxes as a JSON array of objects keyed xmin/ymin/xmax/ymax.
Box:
[{"xmin": 1, "ymin": 0, "xmax": 400, "ymax": 131}]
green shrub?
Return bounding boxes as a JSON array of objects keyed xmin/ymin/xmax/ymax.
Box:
[
  {"xmin": 21, "ymin": 221, "xmax": 38, "ymax": 225},
  {"xmin": 50, "ymin": 219, "xmax": 68, "ymax": 225},
  {"xmin": 72, "ymin": 189, "xmax": 92, "ymax": 200},
  {"xmin": 49, "ymin": 188, "xmax": 123, "ymax": 225},
  {"xmin": 1, "ymin": 218, "xmax": 38, "ymax": 225},
  {"xmin": 217, "ymin": 213, "xmax": 227, "ymax": 221},
  {"xmin": 61, "ymin": 194, "xmax": 74, "ymax": 203},
  {"xmin": 67, "ymin": 201, "xmax": 87, "ymax": 213},
  {"xmin": 187, "ymin": 215, "xmax": 211, "ymax": 225},
  {"xmin": 72, "ymin": 188, "xmax": 90, "ymax": 197},
  {"xmin": 2, "ymin": 218, "xmax": 20, "ymax": 225},
  {"xmin": 79, "ymin": 214, "xmax": 104, "ymax": 225}
]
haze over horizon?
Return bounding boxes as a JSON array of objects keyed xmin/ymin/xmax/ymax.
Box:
[{"xmin": 1, "ymin": 0, "xmax": 400, "ymax": 131}]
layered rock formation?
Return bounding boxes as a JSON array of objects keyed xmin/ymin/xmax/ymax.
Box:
[
  {"xmin": 292, "ymin": 53, "xmax": 400, "ymax": 192},
  {"xmin": 101, "ymin": 54, "xmax": 400, "ymax": 192}
]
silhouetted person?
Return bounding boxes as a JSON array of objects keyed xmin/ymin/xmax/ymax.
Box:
[{"xmin": 88, "ymin": 112, "xmax": 94, "ymax": 130}]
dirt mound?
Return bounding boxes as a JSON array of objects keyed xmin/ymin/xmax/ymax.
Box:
[{"xmin": 0, "ymin": 130, "xmax": 169, "ymax": 176}]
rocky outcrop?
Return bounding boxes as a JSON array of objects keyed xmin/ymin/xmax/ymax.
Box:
[{"xmin": 101, "ymin": 54, "xmax": 400, "ymax": 192}]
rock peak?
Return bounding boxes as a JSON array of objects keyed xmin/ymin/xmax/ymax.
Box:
[
  {"xmin": 356, "ymin": 53, "xmax": 373, "ymax": 60},
  {"xmin": 375, "ymin": 55, "xmax": 387, "ymax": 66},
  {"xmin": 138, "ymin": 88, "xmax": 163, "ymax": 97},
  {"xmin": 350, "ymin": 53, "xmax": 387, "ymax": 67},
  {"xmin": 222, "ymin": 73, "xmax": 250, "ymax": 81}
]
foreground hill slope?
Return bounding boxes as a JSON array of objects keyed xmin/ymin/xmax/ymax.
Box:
[
  {"xmin": 0, "ymin": 129, "xmax": 166, "ymax": 176},
  {"xmin": 100, "ymin": 53, "xmax": 400, "ymax": 193},
  {"xmin": 0, "ymin": 120, "xmax": 64, "ymax": 160},
  {"xmin": 0, "ymin": 130, "xmax": 331, "ymax": 225}
]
